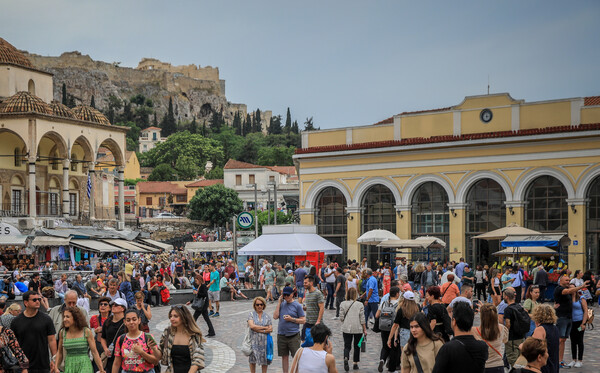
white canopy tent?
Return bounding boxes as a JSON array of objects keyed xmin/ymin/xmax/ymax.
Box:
[
  {"xmin": 357, "ymin": 229, "xmax": 400, "ymax": 245},
  {"xmin": 238, "ymin": 225, "xmax": 343, "ymax": 256},
  {"xmin": 185, "ymin": 241, "xmax": 234, "ymax": 253}
]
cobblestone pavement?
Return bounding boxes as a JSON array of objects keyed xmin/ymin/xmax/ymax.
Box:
[{"xmin": 147, "ymin": 300, "xmax": 600, "ymax": 372}]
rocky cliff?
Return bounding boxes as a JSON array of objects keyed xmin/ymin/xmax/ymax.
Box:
[{"xmin": 23, "ymin": 51, "xmax": 250, "ymax": 125}]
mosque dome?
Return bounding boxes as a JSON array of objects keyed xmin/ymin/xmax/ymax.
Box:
[
  {"xmin": 0, "ymin": 38, "xmax": 34, "ymax": 69},
  {"xmin": 0, "ymin": 91, "xmax": 52, "ymax": 115},
  {"xmin": 50, "ymin": 101, "xmax": 75, "ymax": 119},
  {"xmin": 72, "ymin": 105, "xmax": 111, "ymax": 125}
]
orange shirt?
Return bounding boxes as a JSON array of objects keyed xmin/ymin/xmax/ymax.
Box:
[{"xmin": 441, "ymin": 282, "xmax": 460, "ymax": 304}]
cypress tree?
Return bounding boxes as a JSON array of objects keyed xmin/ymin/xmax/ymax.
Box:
[
  {"xmin": 253, "ymin": 109, "xmax": 262, "ymax": 133},
  {"xmin": 62, "ymin": 83, "xmax": 67, "ymax": 105},
  {"xmin": 291, "ymin": 120, "xmax": 299, "ymax": 134},
  {"xmin": 189, "ymin": 117, "xmax": 197, "ymax": 133},
  {"xmin": 161, "ymin": 97, "xmax": 177, "ymax": 136},
  {"xmin": 90, "ymin": 95, "xmax": 95, "ymax": 108},
  {"xmin": 243, "ymin": 113, "xmax": 252, "ymax": 136},
  {"xmin": 232, "ymin": 111, "xmax": 242, "ymax": 135},
  {"xmin": 285, "ymin": 107, "xmax": 292, "ymax": 134},
  {"xmin": 153, "ymin": 113, "xmax": 158, "ymax": 127}
]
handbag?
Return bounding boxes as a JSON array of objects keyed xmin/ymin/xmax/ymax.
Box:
[
  {"xmin": 301, "ymin": 327, "xmax": 314, "ymax": 347},
  {"xmin": 241, "ymin": 315, "xmax": 253, "ymax": 356},
  {"xmin": 0, "ymin": 332, "xmax": 19, "ymax": 372},
  {"xmin": 191, "ymin": 296, "xmax": 206, "ymax": 311},
  {"xmin": 266, "ymin": 334, "xmax": 274, "ymax": 363}
]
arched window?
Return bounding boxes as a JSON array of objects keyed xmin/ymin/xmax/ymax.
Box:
[
  {"xmin": 466, "ymin": 179, "xmax": 506, "ymax": 265},
  {"xmin": 314, "ymin": 187, "xmax": 347, "ymax": 260},
  {"xmin": 13, "ymin": 148, "xmax": 22, "ymax": 167},
  {"xmin": 361, "ymin": 185, "xmax": 396, "ymax": 267},
  {"xmin": 411, "ymin": 182, "xmax": 449, "ymax": 262},
  {"xmin": 586, "ymin": 176, "xmax": 600, "ymax": 273},
  {"xmin": 524, "ymin": 176, "xmax": 568, "ymax": 232},
  {"xmin": 28, "ymin": 79, "xmax": 35, "ymax": 95}
]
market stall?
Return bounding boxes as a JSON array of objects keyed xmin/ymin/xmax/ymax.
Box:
[{"xmin": 377, "ymin": 236, "xmax": 447, "ymax": 262}]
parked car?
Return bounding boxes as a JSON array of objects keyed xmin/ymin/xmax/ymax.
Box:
[{"xmin": 155, "ymin": 212, "xmax": 182, "ymax": 219}]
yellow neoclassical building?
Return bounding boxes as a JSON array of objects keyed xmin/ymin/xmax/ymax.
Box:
[
  {"xmin": 0, "ymin": 37, "xmax": 128, "ymax": 228},
  {"xmin": 294, "ymin": 92, "xmax": 600, "ymax": 272}
]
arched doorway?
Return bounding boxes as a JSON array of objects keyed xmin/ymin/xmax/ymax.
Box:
[
  {"xmin": 465, "ymin": 179, "xmax": 506, "ymax": 265},
  {"xmin": 586, "ymin": 176, "xmax": 600, "ymax": 273},
  {"xmin": 411, "ymin": 182, "xmax": 450, "ymax": 262},
  {"xmin": 361, "ymin": 184, "xmax": 396, "ymax": 268},
  {"xmin": 524, "ymin": 175, "xmax": 569, "ymax": 258},
  {"xmin": 314, "ymin": 187, "xmax": 347, "ymax": 261}
]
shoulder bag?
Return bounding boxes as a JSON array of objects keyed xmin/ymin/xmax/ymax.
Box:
[
  {"xmin": 191, "ymin": 296, "xmax": 206, "ymax": 311},
  {"xmin": 412, "ymin": 349, "xmax": 425, "ymax": 373},
  {"xmin": 476, "ymin": 327, "xmax": 510, "ymax": 373},
  {"xmin": 290, "ymin": 347, "xmax": 304, "ymax": 373},
  {"xmin": 241, "ymin": 312, "xmax": 253, "ymax": 356},
  {"xmin": 0, "ymin": 328, "xmax": 19, "ymax": 372}
]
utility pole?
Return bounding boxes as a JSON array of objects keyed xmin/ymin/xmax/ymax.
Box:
[
  {"xmin": 268, "ymin": 181, "xmax": 278, "ymax": 225},
  {"xmin": 247, "ymin": 183, "xmax": 258, "ymax": 238}
]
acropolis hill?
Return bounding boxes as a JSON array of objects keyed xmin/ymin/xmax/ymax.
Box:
[{"xmin": 22, "ymin": 50, "xmax": 271, "ymax": 127}]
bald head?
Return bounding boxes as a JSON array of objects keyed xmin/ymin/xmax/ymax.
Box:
[{"xmin": 64, "ymin": 290, "xmax": 78, "ymax": 307}]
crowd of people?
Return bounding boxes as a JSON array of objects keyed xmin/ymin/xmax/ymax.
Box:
[
  {"xmin": 241, "ymin": 257, "xmax": 597, "ymax": 373},
  {"xmin": 0, "ymin": 252, "xmax": 595, "ymax": 373}
]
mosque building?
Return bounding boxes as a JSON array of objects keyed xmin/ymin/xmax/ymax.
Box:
[
  {"xmin": 294, "ymin": 92, "xmax": 600, "ymax": 272},
  {"xmin": 0, "ymin": 37, "xmax": 128, "ymax": 230}
]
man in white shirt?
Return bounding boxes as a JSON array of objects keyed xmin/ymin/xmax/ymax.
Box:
[{"xmin": 441, "ymin": 265, "xmax": 461, "ymax": 285}]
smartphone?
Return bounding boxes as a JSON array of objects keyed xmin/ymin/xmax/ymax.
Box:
[{"xmin": 578, "ymin": 326, "xmax": 582, "ymax": 332}]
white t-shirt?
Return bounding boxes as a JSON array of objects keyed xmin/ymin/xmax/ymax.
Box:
[
  {"xmin": 325, "ymin": 267, "xmax": 336, "ymax": 283},
  {"xmin": 570, "ymin": 278, "xmax": 584, "ymax": 287},
  {"xmin": 298, "ymin": 348, "xmax": 328, "ymax": 373},
  {"xmin": 347, "ymin": 278, "xmax": 357, "ymax": 289}
]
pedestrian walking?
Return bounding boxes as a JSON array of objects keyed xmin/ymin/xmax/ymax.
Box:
[
  {"xmin": 189, "ymin": 275, "xmax": 215, "ymax": 337},
  {"xmin": 117, "ymin": 272, "xmax": 135, "ymax": 307},
  {"xmin": 474, "ymin": 265, "xmax": 487, "ymax": 301},
  {"xmin": 339, "ymin": 288, "xmax": 366, "ymax": 371},
  {"xmin": 432, "ymin": 302, "xmax": 488, "ymax": 373},
  {"xmin": 363, "ymin": 268, "xmax": 380, "ymax": 327},
  {"xmin": 425, "ymin": 286, "xmax": 452, "ymax": 342},
  {"xmin": 247, "ymin": 297, "xmax": 273, "ymax": 373},
  {"xmin": 12, "ymin": 290, "xmax": 57, "ymax": 373},
  {"xmin": 0, "ymin": 323, "xmax": 28, "ymax": 372},
  {"xmin": 440, "ymin": 274, "xmax": 460, "ymax": 306},
  {"xmin": 401, "ymin": 312, "xmax": 444, "ymax": 373},
  {"xmin": 289, "ymin": 323, "xmax": 337, "ymax": 373},
  {"xmin": 134, "ymin": 291, "xmax": 152, "ymax": 333},
  {"xmin": 54, "ymin": 307, "xmax": 104, "ymax": 373},
  {"xmin": 523, "ymin": 285, "xmax": 540, "ymax": 337},
  {"xmin": 530, "ymin": 304, "xmax": 559, "ymax": 373},
  {"xmin": 100, "ymin": 299, "xmax": 127, "ymax": 373},
  {"xmin": 553, "ymin": 274, "xmax": 588, "ymax": 368},
  {"xmin": 159, "ymin": 306, "xmax": 205, "ymax": 373},
  {"xmin": 324, "ymin": 262, "xmax": 336, "ymax": 310},
  {"xmin": 387, "ymin": 291, "xmax": 420, "ymax": 372},
  {"xmin": 566, "ymin": 285, "xmax": 588, "ymax": 368},
  {"xmin": 302, "ymin": 276, "xmax": 325, "ymax": 340},
  {"xmin": 334, "ymin": 267, "xmax": 346, "ymax": 319},
  {"xmin": 207, "ymin": 264, "xmax": 221, "ymax": 317},
  {"xmin": 502, "ymin": 288, "xmax": 529, "ymax": 367},
  {"xmin": 273, "ymin": 287, "xmax": 305, "ymax": 373},
  {"xmin": 533, "ymin": 264, "xmax": 548, "ymax": 302},
  {"xmin": 376, "ymin": 286, "xmax": 400, "ymax": 372},
  {"xmin": 471, "ymin": 303, "xmax": 508, "ymax": 373},
  {"xmin": 489, "ymin": 269, "xmax": 501, "ymax": 306}
]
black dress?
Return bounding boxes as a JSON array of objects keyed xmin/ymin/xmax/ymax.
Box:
[
  {"xmin": 192, "ymin": 283, "xmax": 215, "ymax": 336},
  {"xmin": 171, "ymin": 345, "xmax": 191, "ymax": 373}
]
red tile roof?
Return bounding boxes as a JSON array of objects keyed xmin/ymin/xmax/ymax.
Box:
[
  {"xmin": 585, "ymin": 96, "xmax": 600, "ymax": 106},
  {"xmin": 373, "ymin": 116, "xmax": 394, "ymax": 125},
  {"xmin": 138, "ymin": 181, "xmax": 186, "ymax": 195},
  {"xmin": 141, "ymin": 126, "xmax": 162, "ymax": 132},
  {"xmin": 398, "ymin": 106, "xmax": 453, "ymax": 116},
  {"xmin": 224, "ymin": 159, "xmax": 265, "ymax": 169},
  {"xmin": 296, "ymin": 123, "xmax": 600, "ymax": 155},
  {"xmin": 186, "ymin": 179, "xmax": 224, "ymax": 188},
  {"xmin": 269, "ymin": 166, "xmax": 296, "ymax": 175}
]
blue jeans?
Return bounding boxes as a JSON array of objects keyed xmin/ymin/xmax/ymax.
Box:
[
  {"xmin": 325, "ymin": 283, "xmax": 335, "ymax": 308},
  {"xmin": 365, "ymin": 302, "xmax": 378, "ymax": 325}
]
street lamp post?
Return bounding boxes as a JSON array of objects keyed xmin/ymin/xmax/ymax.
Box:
[
  {"xmin": 268, "ymin": 181, "xmax": 278, "ymax": 225},
  {"xmin": 246, "ymin": 183, "xmax": 258, "ymax": 238}
]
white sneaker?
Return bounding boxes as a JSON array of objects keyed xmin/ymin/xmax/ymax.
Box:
[
  {"xmin": 332, "ymin": 316, "xmax": 339, "ymax": 320},
  {"xmin": 566, "ymin": 361, "xmax": 576, "ymax": 368},
  {"xmin": 574, "ymin": 361, "xmax": 582, "ymax": 368}
]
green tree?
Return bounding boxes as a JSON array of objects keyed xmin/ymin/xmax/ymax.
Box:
[
  {"xmin": 268, "ymin": 115, "xmax": 282, "ymax": 135},
  {"xmin": 189, "ymin": 117, "xmax": 198, "ymax": 134},
  {"xmin": 205, "ymin": 166, "xmax": 224, "ymax": 179},
  {"xmin": 175, "ymin": 155, "xmax": 198, "ymax": 180},
  {"xmin": 257, "ymin": 146, "xmax": 295, "ymax": 166},
  {"xmin": 90, "ymin": 95, "xmax": 96, "ymax": 108},
  {"xmin": 62, "ymin": 83, "xmax": 68, "ymax": 105},
  {"xmin": 253, "ymin": 109, "xmax": 262, "ymax": 133},
  {"xmin": 284, "ymin": 107, "xmax": 292, "ymax": 134},
  {"xmin": 291, "ymin": 120, "xmax": 299, "ymax": 134},
  {"xmin": 232, "ymin": 112, "xmax": 242, "ymax": 135},
  {"xmin": 304, "ymin": 117, "xmax": 318, "ymax": 131},
  {"xmin": 188, "ymin": 184, "xmax": 243, "ymax": 226},
  {"xmin": 148, "ymin": 163, "xmax": 176, "ymax": 181},
  {"xmin": 153, "ymin": 113, "xmax": 158, "ymax": 127},
  {"xmin": 243, "ymin": 113, "xmax": 252, "ymax": 136},
  {"xmin": 142, "ymin": 131, "xmax": 224, "ymax": 176},
  {"xmin": 161, "ymin": 97, "xmax": 177, "ymax": 136},
  {"xmin": 257, "ymin": 209, "xmax": 293, "ymax": 234},
  {"xmin": 210, "ymin": 127, "xmax": 244, "ymax": 162},
  {"xmin": 210, "ymin": 109, "xmax": 223, "ymax": 133},
  {"xmin": 124, "ymin": 178, "xmax": 145, "ymax": 186}
]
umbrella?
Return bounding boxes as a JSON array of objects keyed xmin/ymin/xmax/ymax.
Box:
[
  {"xmin": 473, "ymin": 223, "xmax": 541, "ymax": 240},
  {"xmin": 377, "ymin": 236, "xmax": 446, "ymax": 262},
  {"xmin": 238, "ymin": 233, "xmax": 343, "ymax": 256},
  {"xmin": 357, "ymin": 229, "xmax": 400, "ymax": 245}
]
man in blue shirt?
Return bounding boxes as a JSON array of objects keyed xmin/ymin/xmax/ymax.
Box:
[
  {"xmin": 273, "ymin": 286, "xmax": 305, "ymax": 373},
  {"xmin": 455, "ymin": 258, "xmax": 467, "ymax": 290},
  {"xmin": 294, "ymin": 265, "xmax": 307, "ymax": 304},
  {"xmin": 509, "ymin": 265, "xmax": 523, "ymax": 303},
  {"xmin": 363, "ymin": 268, "xmax": 380, "ymax": 326},
  {"xmin": 208, "ymin": 263, "xmax": 221, "ymax": 317}
]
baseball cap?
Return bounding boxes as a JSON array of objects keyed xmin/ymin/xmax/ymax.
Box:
[
  {"xmin": 403, "ymin": 291, "xmax": 415, "ymax": 301},
  {"xmin": 110, "ymin": 298, "xmax": 128, "ymax": 308},
  {"xmin": 287, "ymin": 270, "xmax": 293, "ymax": 274},
  {"xmin": 282, "ymin": 286, "xmax": 294, "ymax": 295}
]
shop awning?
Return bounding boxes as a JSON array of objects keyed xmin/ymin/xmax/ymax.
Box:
[
  {"xmin": 127, "ymin": 240, "xmax": 161, "ymax": 253},
  {"xmin": 32, "ymin": 236, "xmax": 71, "ymax": 246},
  {"xmin": 185, "ymin": 241, "xmax": 233, "ymax": 253},
  {"xmin": 71, "ymin": 239, "xmax": 127, "ymax": 253},
  {"xmin": 501, "ymin": 234, "xmax": 570, "ymax": 248},
  {"xmin": 0, "ymin": 235, "xmax": 28, "ymax": 246},
  {"xmin": 493, "ymin": 246, "xmax": 558, "ymax": 256},
  {"xmin": 102, "ymin": 239, "xmax": 152, "ymax": 253},
  {"xmin": 141, "ymin": 239, "xmax": 173, "ymax": 251},
  {"xmin": 238, "ymin": 233, "xmax": 343, "ymax": 256}
]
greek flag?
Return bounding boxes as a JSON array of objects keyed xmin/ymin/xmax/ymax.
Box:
[{"xmin": 86, "ymin": 174, "xmax": 92, "ymax": 199}]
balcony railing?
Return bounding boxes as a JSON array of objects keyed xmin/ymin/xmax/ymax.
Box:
[{"xmin": 0, "ymin": 203, "xmax": 28, "ymax": 217}]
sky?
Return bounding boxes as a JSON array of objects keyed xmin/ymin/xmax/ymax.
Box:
[{"xmin": 2, "ymin": 1, "xmax": 599, "ymax": 129}]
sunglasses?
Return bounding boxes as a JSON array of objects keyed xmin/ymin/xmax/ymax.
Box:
[
  {"xmin": 255, "ymin": 303, "xmax": 265, "ymax": 307},
  {"xmin": 99, "ymin": 302, "xmax": 110, "ymax": 306},
  {"xmin": 28, "ymin": 298, "xmax": 41, "ymax": 302},
  {"xmin": 171, "ymin": 305, "xmax": 185, "ymax": 310}
]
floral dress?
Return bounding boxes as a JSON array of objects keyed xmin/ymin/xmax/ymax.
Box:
[
  {"xmin": 0, "ymin": 327, "xmax": 28, "ymax": 373},
  {"xmin": 247, "ymin": 311, "xmax": 272, "ymax": 366}
]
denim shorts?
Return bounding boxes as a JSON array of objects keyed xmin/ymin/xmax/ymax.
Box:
[
  {"xmin": 399, "ymin": 328, "xmax": 411, "ymax": 347},
  {"xmin": 296, "ymin": 286, "xmax": 305, "ymax": 298},
  {"xmin": 556, "ymin": 316, "xmax": 572, "ymax": 338}
]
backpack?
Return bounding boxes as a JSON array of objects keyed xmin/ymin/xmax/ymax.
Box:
[
  {"xmin": 507, "ymin": 303, "xmax": 531, "ymax": 337},
  {"xmin": 379, "ymin": 300, "xmax": 397, "ymax": 332}
]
